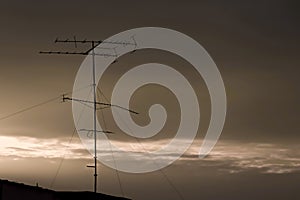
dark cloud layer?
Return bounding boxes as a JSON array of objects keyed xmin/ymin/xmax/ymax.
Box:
[{"xmin": 0, "ymin": 0, "xmax": 299, "ymax": 141}]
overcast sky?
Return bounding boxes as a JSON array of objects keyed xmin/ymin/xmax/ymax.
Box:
[{"xmin": 0, "ymin": 1, "xmax": 299, "ymax": 200}]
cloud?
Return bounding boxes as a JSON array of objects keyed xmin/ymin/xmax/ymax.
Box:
[
  {"xmin": 95, "ymin": 139, "xmax": 300, "ymax": 174},
  {"xmin": 0, "ymin": 136, "xmax": 89, "ymax": 159},
  {"xmin": 180, "ymin": 141, "xmax": 300, "ymax": 174},
  {"xmin": 1, "ymin": 135, "xmax": 299, "ymax": 174}
]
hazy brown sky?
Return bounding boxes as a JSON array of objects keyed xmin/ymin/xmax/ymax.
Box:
[{"xmin": 0, "ymin": 0, "xmax": 299, "ymax": 199}]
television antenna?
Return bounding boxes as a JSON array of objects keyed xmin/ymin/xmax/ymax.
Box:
[{"xmin": 40, "ymin": 36, "xmax": 138, "ymax": 193}]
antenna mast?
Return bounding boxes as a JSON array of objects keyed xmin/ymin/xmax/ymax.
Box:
[
  {"xmin": 40, "ymin": 36, "xmax": 138, "ymax": 193},
  {"xmin": 91, "ymin": 41, "xmax": 98, "ymax": 193}
]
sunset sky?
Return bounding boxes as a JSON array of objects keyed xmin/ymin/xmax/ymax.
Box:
[{"xmin": 0, "ymin": 1, "xmax": 299, "ymax": 199}]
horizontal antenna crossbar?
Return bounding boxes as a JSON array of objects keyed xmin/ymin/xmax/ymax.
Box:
[
  {"xmin": 39, "ymin": 51, "xmax": 118, "ymax": 57},
  {"xmin": 54, "ymin": 39, "xmax": 136, "ymax": 46},
  {"xmin": 63, "ymin": 96, "xmax": 139, "ymax": 114},
  {"xmin": 39, "ymin": 51, "xmax": 87, "ymax": 55},
  {"xmin": 79, "ymin": 129, "xmax": 113, "ymax": 134}
]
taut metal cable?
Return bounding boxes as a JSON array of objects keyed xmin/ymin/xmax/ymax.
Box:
[
  {"xmin": 49, "ymin": 86, "xmax": 93, "ymax": 188},
  {"xmin": 97, "ymin": 87, "xmax": 125, "ymax": 197},
  {"xmin": 96, "ymin": 86, "xmax": 185, "ymax": 200},
  {"xmin": 0, "ymin": 85, "xmax": 91, "ymax": 122}
]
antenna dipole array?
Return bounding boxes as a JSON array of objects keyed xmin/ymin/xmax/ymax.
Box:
[
  {"xmin": 40, "ymin": 36, "xmax": 137, "ymax": 56},
  {"xmin": 40, "ymin": 36, "xmax": 138, "ymax": 194}
]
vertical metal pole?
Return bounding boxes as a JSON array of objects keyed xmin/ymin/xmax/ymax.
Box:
[{"xmin": 92, "ymin": 41, "xmax": 97, "ymax": 193}]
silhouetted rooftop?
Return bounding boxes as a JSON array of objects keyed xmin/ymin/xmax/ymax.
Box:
[{"xmin": 0, "ymin": 179, "xmax": 130, "ymax": 200}]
